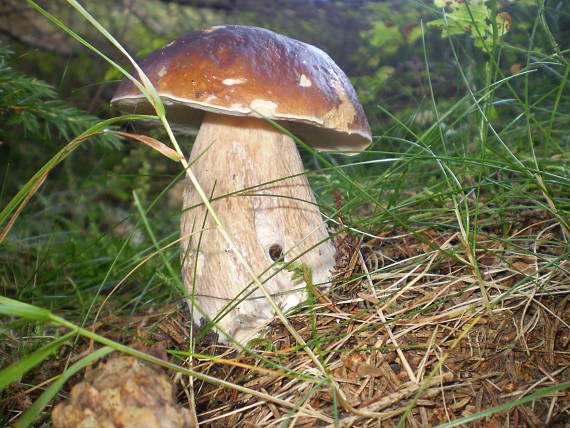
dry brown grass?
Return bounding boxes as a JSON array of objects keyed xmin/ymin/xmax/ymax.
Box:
[
  {"xmin": 183, "ymin": 210, "xmax": 569, "ymax": 427},
  {"xmin": 4, "ymin": 210, "xmax": 568, "ymax": 427}
]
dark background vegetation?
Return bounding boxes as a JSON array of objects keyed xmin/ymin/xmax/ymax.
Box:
[{"xmin": 1, "ymin": 0, "xmax": 569, "ymax": 198}]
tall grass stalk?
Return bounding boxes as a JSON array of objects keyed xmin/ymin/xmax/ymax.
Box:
[{"xmin": 23, "ymin": 0, "xmax": 334, "ymax": 371}]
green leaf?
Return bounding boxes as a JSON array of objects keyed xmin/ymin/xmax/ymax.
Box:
[{"xmin": 428, "ymin": 0, "xmax": 511, "ymax": 51}]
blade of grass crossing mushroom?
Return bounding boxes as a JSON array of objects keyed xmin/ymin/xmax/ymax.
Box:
[
  {"xmin": 50, "ymin": 0, "xmax": 326, "ymax": 362},
  {"xmin": 26, "ymin": 2, "xmax": 371, "ymax": 414},
  {"xmin": 25, "ymin": 0, "xmax": 314, "ymax": 378}
]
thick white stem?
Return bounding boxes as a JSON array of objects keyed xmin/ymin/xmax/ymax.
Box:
[{"xmin": 181, "ymin": 113, "xmax": 336, "ymax": 343}]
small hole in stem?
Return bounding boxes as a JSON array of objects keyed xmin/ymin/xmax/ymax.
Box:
[{"xmin": 268, "ymin": 244, "xmax": 284, "ymax": 262}]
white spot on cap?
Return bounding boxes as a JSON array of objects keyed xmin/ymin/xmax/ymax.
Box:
[
  {"xmin": 204, "ymin": 25, "xmax": 225, "ymax": 33},
  {"xmin": 250, "ymin": 99, "xmax": 277, "ymax": 117},
  {"xmin": 299, "ymin": 74, "xmax": 312, "ymax": 87},
  {"xmin": 222, "ymin": 78, "xmax": 247, "ymax": 86},
  {"xmin": 165, "ymin": 40, "xmax": 175, "ymax": 48},
  {"xmin": 158, "ymin": 66, "xmax": 167, "ymax": 78}
]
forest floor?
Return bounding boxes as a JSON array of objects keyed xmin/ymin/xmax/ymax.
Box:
[
  {"xmin": 2, "ymin": 207, "xmax": 569, "ymax": 427},
  {"xmin": 185, "ymin": 208, "xmax": 569, "ymax": 427}
]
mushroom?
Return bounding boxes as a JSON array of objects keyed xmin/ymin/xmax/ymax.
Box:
[{"xmin": 111, "ymin": 25, "xmax": 372, "ymax": 343}]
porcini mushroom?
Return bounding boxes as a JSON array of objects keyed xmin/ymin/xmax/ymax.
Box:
[{"xmin": 111, "ymin": 25, "xmax": 372, "ymax": 343}]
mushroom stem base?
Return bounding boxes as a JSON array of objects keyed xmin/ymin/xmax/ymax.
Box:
[{"xmin": 180, "ymin": 113, "xmax": 336, "ymax": 343}]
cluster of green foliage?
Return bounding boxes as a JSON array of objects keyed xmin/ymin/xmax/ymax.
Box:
[
  {"xmin": 352, "ymin": 0, "xmax": 569, "ymax": 131},
  {"xmin": 428, "ymin": 0, "xmax": 511, "ymax": 49},
  {"xmin": 0, "ymin": 43, "xmax": 123, "ymax": 211},
  {"xmin": 0, "ymin": 45, "xmax": 119, "ymax": 149}
]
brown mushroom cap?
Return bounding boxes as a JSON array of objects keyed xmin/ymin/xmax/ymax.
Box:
[{"xmin": 111, "ymin": 25, "xmax": 372, "ymax": 153}]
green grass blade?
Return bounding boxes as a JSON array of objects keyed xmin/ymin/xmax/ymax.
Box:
[
  {"xmin": 0, "ymin": 331, "xmax": 76, "ymax": 393},
  {"xmin": 0, "ymin": 297, "xmax": 52, "ymax": 321},
  {"xmin": 132, "ymin": 191, "xmax": 185, "ymax": 294},
  {"xmin": 13, "ymin": 346, "xmax": 114, "ymax": 428},
  {"xmin": 435, "ymin": 381, "xmax": 570, "ymax": 427},
  {"xmin": 25, "ymin": 0, "xmax": 161, "ymax": 114},
  {"xmin": 0, "ymin": 114, "xmax": 156, "ymax": 233}
]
